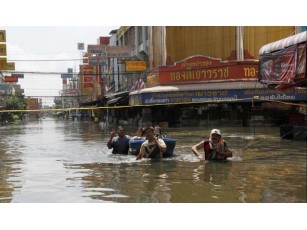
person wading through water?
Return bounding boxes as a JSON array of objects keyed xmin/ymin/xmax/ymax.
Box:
[
  {"xmin": 136, "ymin": 127, "xmax": 166, "ymax": 160},
  {"xmin": 191, "ymin": 129, "xmax": 232, "ymax": 161},
  {"xmin": 107, "ymin": 126, "xmax": 130, "ymax": 154}
]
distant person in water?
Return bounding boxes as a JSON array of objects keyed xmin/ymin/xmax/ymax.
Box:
[
  {"xmin": 130, "ymin": 127, "xmax": 145, "ymax": 140},
  {"xmin": 107, "ymin": 126, "xmax": 130, "ymax": 154},
  {"xmin": 136, "ymin": 127, "xmax": 166, "ymax": 160},
  {"xmin": 191, "ymin": 129, "xmax": 232, "ymax": 161},
  {"xmin": 153, "ymin": 125, "xmax": 162, "ymax": 138}
]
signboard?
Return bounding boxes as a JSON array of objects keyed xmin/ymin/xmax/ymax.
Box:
[
  {"xmin": 6, "ymin": 62, "xmax": 15, "ymax": 70},
  {"xmin": 5, "ymin": 76, "xmax": 18, "ymax": 82},
  {"xmin": 88, "ymin": 45, "xmax": 131, "ymax": 58},
  {"xmin": 89, "ymin": 56, "xmax": 107, "ymax": 65},
  {"xmin": 0, "ymin": 30, "xmax": 6, "ymax": 42},
  {"xmin": 61, "ymin": 74, "xmax": 73, "ymax": 79},
  {"xmin": 13, "ymin": 84, "xmax": 23, "ymax": 94},
  {"xmin": 80, "ymin": 65, "xmax": 99, "ymax": 92},
  {"xmin": 83, "ymin": 76, "xmax": 93, "ymax": 82},
  {"xmin": 88, "ymin": 45, "xmax": 107, "ymax": 56},
  {"xmin": 0, "ymin": 44, "xmax": 6, "ymax": 56},
  {"xmin": 259, "ymin": 43, "xmax": 306, "ymax": 85},
  {"xmin": 125, "ymin": 61, "xmax": 147, "ymax": 72},
  {"xmin": 106, "ymin": 46, "xmax": 131, "ymax": 58},
  {"xmin": 129, "ymin": 88, "xmax": 307, "ymax": 106},
  {"xmin": 0, "ymin": 57, "xmax": 6, "ymax": 70},
  {"xmin": 145, "ymin": 69, "xmax": 159, "ymax": 87},
  {"xmin": 0, "ymin": 84, "xmax": 12, "ymax": 95},
  {"xmin": 78, "ymin": 43, "xmax": 84, "ymax": 50},
  {"xmin": 12, "ymin": 74, "xmax": 24, "ymax": 78},
  {"xmin": 259, "ymin": 45, "xmax": 296, "ymax": 84},
  {"xmin": 26, "ymin": 98, "xmax": 39, "ymax": 112},
  {"xmin": 296, "ymin": 43, "xmax": 307, "ymax": 80},
  {"xmin": 65, "ymin": 89, "xmax": 77, "ymax": 95},
  {"xmin": 82, "ymin": 83, "xmax": 94, "ymax": 88},
  {"xmin": 83, "ymin": 58, "xmax": 89, "ymax": 64},
  {"xmin": 157, "ymin": 56, "xmax": 258, "ymax": 85}
]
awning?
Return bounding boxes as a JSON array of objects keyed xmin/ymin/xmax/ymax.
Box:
[
  {"xmin": 105, "ymin": 91, "xmax": 129, "ymax": 100},
  {"xmin": 259, "ymin": 31, "xmax": 306, "ymax": 55},
  {"xmin": 79, "ymin": 99, "xmax": 101, "ymax": 107},
  {"xmin": 130, "ymin": 81, "xmax": 267, "ymax": 95},
  {"xmin": 107, "ymin": 97, "xmax": 122, "ymax": 105},
  {"xmin": 107, "ymin": 96, "xmax": 129, "ymax": 106},
  {"xmin": 106, "ymin": 91, "xmax": 129, "ymax": 106},
  {"xmin": 129, "ymin": 82, "xmax": 307, "ymax": 106}
]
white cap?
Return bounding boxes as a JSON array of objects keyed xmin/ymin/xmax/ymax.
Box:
[{"xmin": 210, "ymin": 129, "xmax": 221, "ymax": 136}]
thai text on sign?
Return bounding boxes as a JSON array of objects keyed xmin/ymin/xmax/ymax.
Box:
[
  {"xmin": 158, "ymin": 56, "xmax": 258, "ymax": 84},
  {"xmin": 125, "ymin": 61, "xmax": 147, "ymax": 72}
]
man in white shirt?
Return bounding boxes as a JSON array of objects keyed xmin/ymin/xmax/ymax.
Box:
[{"xmin": 136, "ymin": 127, "xmax": 166, "ymax": 160}]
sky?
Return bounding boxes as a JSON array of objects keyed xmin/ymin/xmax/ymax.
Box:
[
  {"xmin": 1, "ymin": 1, "xmax": 304, "ymax": 106},
  {"xmin": 1, "ymin": 26, "xmax": 118, "ymax": 106}
]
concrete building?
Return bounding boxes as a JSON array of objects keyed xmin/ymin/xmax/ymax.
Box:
[
  {"xmin": 81, "ymin": 26, "xmax": 306, "ymax": 128},
  {"xmin": 119, "ymin": 26, "xmax": 306, "ymax": 127}
]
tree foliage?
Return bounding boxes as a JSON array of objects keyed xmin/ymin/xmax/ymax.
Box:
[{"xmin": 5, "ymin": 95, "xmax": 27, "ymax": 111}]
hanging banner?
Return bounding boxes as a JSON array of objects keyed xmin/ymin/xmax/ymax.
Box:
[
  {"xmin": 259, "ymin": 43, "xmax": 306, "ymax": 88},
  {"xmin": 259, "ymin": 45, "xmax": 297, "ymax": 85},
  {"xmin": 295, "ymin": 43, "xmax": 306, "ymax": 80}
]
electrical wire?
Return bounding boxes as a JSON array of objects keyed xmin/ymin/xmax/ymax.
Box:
[{"xmin": 6, "ymin": 59, "xmax": 82, "ymax": 62}]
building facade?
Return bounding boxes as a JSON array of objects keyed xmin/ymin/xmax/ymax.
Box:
[
  {"xmin": 127, "ymin": 26, "xmax": 305, "ymax": 127},
  {"xmin": 80, "ymin": 26, "xmax": 306, "ymax": 128}
]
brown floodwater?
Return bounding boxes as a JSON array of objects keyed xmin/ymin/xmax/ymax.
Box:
[{"xmin": 0, "ymin": 118, "xmax": 306, "ymax": 203}]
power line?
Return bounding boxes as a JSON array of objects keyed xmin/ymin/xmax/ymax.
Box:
[
  {"xmin": 1, "ymin": 70, "xmax": 145, "ymax": 75},
  {"xmin": 7, "ymin": 59, "xmax": 82, "ymax": 62},
  {"xmin": 8, "ymin": 51, "xmax": 80, "ymax": 56}
]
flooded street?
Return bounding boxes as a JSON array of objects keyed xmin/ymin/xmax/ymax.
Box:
[{"xmin": 0, "ymin": 118, "xmax": 306, "ymax": 203}]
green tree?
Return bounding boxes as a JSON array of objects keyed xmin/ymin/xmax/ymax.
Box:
[
  {"xmin": 5, "ymin": 95, "xmax": 26, "ymax": 110},
  {"xmin": 5, "ymin": 95, "xmax": 27, "ymax": 121}
]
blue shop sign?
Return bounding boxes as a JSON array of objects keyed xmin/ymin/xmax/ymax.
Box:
[{"xmin": 129, "ymin": 88, "xmax": 307, "ymax": 106}]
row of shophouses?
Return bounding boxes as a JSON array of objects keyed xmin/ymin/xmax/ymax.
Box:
[
  {"xmin": 56, "ymin": 26, "xmax": 307, "ymax": 128},
  {"xmin": 1, "ymin": 29, "xmax": 42, "ymax": 121},
  {"xmin": 0, "ymin": 72, "xmax": 42, "ymax": 121}
]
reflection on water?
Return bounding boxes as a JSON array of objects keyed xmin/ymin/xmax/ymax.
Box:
[{"xmin": 0, "ymin": 118, "xmax": 306, "ymax": 203}]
